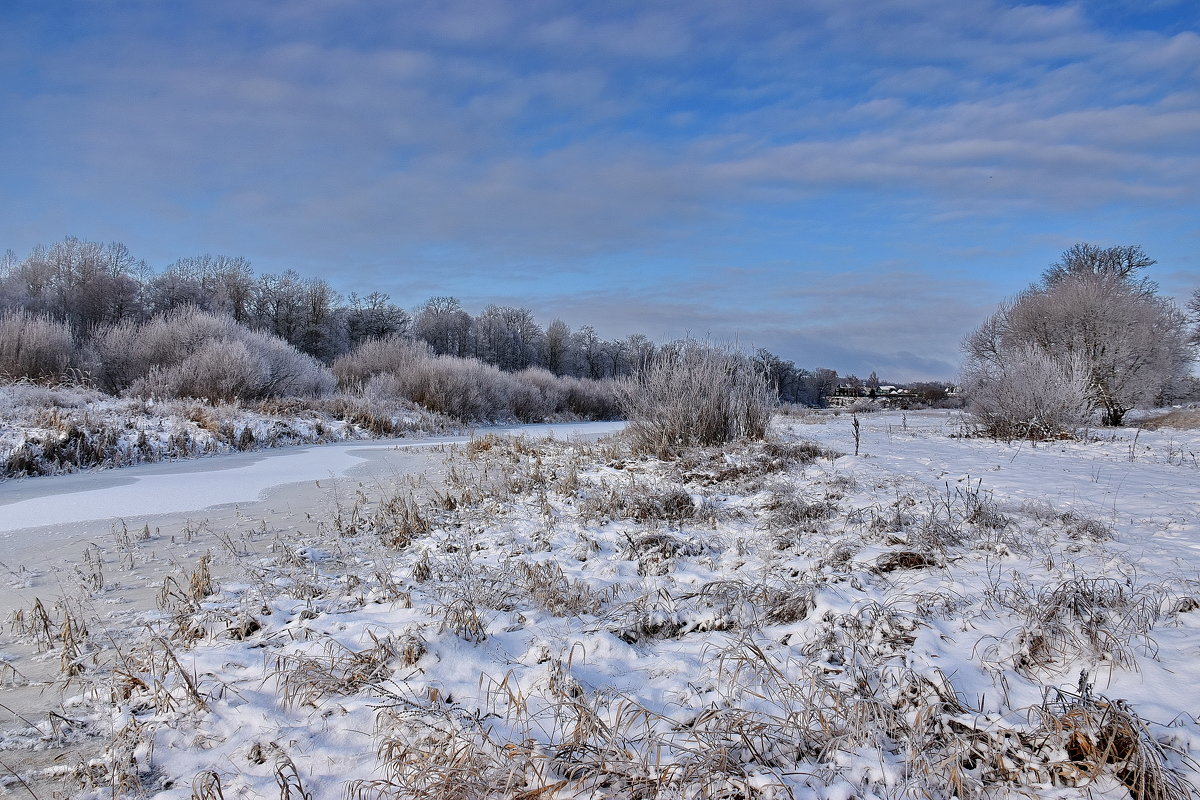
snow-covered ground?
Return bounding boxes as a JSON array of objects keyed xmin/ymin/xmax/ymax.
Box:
[{"xmin": 3, "ymin": 410, "xmax": 1200, "ymax": 799}]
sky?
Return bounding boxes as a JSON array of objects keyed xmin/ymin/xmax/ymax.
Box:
[{"xmin": 1, "ymin": 0, "xmax": 1198, "ymax": 381}]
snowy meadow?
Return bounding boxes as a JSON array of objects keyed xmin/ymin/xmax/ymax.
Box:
[{"xmin": 3, "ymin": 409, "xmax": 1200, "ymax": 799}]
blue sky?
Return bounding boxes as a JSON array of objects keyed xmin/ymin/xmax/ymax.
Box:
[{"xmin": 2, "ymin": 0, "xmax": 1198, "ymax": 380}]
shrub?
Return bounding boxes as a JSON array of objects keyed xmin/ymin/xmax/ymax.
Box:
[
  {"xmin": 132, "ymin": 339, "xmax": 261, "ymax": 402},
  {"xmin": 962, "ymin": 344, "xmax": 1093, "ymax": 439},
  {"xmin": 331, "ymin": 336, "xmax": 434, "ymax": 388},
  {"xmin": 617, "ymin": 340, "xmax": 776, "ymax": 457},
  {"xmin": 89, "ymin": 308, "xmax": 335, "ymax": 401},
  {"xmin": 848, "ymin": 397, "xmax": 881, "ymax": 413},
  {"xmin": 333, "ymin": 336, "xmax": 621, "ymax": 423},
  {"xmin": 0, "ymin": 309, "xmax": 75, "ymax": 381},
  {"xmin": 560, "ymin": 374, "xmax": 621, "ymax": 419}
]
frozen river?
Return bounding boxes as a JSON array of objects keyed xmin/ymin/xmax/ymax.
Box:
[{"xmin": 0, "ymin": 421, "xmax": 624, "ymax": 534}]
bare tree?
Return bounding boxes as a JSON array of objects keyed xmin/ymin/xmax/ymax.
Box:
[
  {"xmin": 474, "ymin": 305, "xmax": 544, "ymax": 371},
  {"xmin": 346, "ymin": 291, "xmax": 409, "ymax": 346},
  {"xmin": 298, "ymin": 277, "xmax": 344, "ymax": 360},
  {"xmin": 806, "ymin": 368, "xmax": 840, "ymax": 407},
  {"xmin": 622, "ymin": 334, "xmax": 656, "ymax": 376},
  {"xmin": 1189, "ymin": 287, "xmax": 1200, "ymax": 346},
  {"xmin": 572, "ymin": 325, "xmax": 607, "ymax": 379},
  {"xmin": 10, "ymin": 237, "xmax": 145, "ymax": 330},
  {"xmin": 544, "ymin": 318, "xmax": 575, "ymax": 376},
  {"xmin": 1041, "ymin": 242, "xmax": 1157, "ymax": 289},
  {"xmin": 413, "ymin": 296, "xmax": 473, "ymax": 358},
  {"xmin": 151, "ymin": 254, "xmax": 256, "ymax": 322},
  {"xmin": 250, "ymin": 271, "xmax": 303, "ymax": 342}
]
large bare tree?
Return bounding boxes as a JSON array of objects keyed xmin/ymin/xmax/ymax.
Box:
[{"xmin": 964, "ymin": 244, "xmax": 1193, "ymax": 429}]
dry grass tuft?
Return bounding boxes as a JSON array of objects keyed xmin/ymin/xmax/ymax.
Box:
[
  {"xmin": 191, "ymin": 769, "xmax": 226, "ymax": 799},
  {"xmin": 518, "ymin": 561, "xmax": 607, "ymax": 617},
  {"xmin": 274, "ymin": 754, "xmax": 314, "ymax": 800},
  {"xmin": 1033, "ymin": 680, "xmax": 1198, "ymax": 800},
  {"xmin": 274, "ymin": 631, "xmax": 420, "ymax": 708},
  {"xmin": 763, "ymin": 492, "xmax": 837, "ymax": 532},
  {"xmin": 621, "ymin": 531, "xmax": 703, "ymax": 577},
  {"xmin": 986, "ymin": 576, "xmax": 1161, "ymax": 676},
  {"xmin": 674, "ymin": 438, "xmax": 835, "ymax": 487},
  {"xmin": 372, "ymin": 492, "xmax": 432, "ymax": 548},
  {"xmin": 874, "ymin": 550, "xmax": 941, "ymax": 573},
  {"xmin": 441, "ymin": 599, "xmax": 489, "ymax": 643}
]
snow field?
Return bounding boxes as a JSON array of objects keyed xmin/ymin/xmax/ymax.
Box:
[{"xmin": 5, "ymin": 410, "xmax": 1200, "ymax": 798}]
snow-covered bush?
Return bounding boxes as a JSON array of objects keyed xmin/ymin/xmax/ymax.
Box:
[
  {"xmin": 133, "ymin": 339, "xmax": 261, "ymax": 402},
  {"xmin": 0, "ymin": 382, "xmax": 452, "ymax": 478},
  {"xmin": 848, "ymin": 397, "xmax": 881, "ymax": 413},
  {"xmin": 0, "ymin": 309, "xmax": 75, "ymax": 381},
  {"xmin": 962, "ymin": 344, "xmax": 1093, "ymax": 439},
  {"xmin": 559, "ymin": 374, "xmax": 621, "ymax": 419},
  {"xmin": 331, "ymin": 336, "xmax": 434, "ymax": 387},
  {"xmin": 88, "ymin": 309, "xmax": 335, "ymax": 401},
  {"xmin": 617, "ymin": 340, "xmax": 776, "ymax": 457},
  {"xmin": 333, "ymin": 336, "xmax": 620, "ymax": 422},
  {"xmin": 410, "ymin": 355, "xmax": 519, "ymax": 421},
  {"xmin": 509, "ymin": 367, "xmax": 621, "ymax": 421},
  {"xmin": 512, "ymin": 367, "xmax": 568, "ymax": 417}
]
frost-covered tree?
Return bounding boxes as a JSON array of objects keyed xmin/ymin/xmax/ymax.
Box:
[
  {"xmin": 964, "ymin": 244, "xmax": 1193, "ymax": 429},
  {"xmin": 622, "ymin": 334, "xmax": 656, "ymax": 376},
  {"xmin": 149, "ymin": 254, "xmax": 256, "ymax": 322},
  {"xmin": 346, "ymin": 291, "xmax": 409, "ymax": 347},
  {"xmin": 572, "ymin": 325, "xmax": 607, "ymax": 379},
  {"xmin": 544, "ymin": 319, "xmax": 575, "ymax": 376},
  {"xmin": 413, "ymin": 296, "xmax": 473, "ymax": 358},
  {"xmin": 3, "ymin": 237, "xmax": 145, "ymax": 330},
  {"xmin": 475, "ymin": 305, "xmax": 544, "ymax": 371},
  {"xmin": 251, "ymin": 270, "xmax": 310, "ymax": 346},
  {"xmin": 1189, "ymin": 287, "xmax": 1200, "ymax": 346},
  {"xmin": 805, "ymin": 368, "xmax": 840, "ymax": 407}
]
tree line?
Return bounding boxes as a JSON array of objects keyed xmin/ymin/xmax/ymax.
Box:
[
  {"xmin": 0, "ymin": 237, "xmax": 651, "ymax": 378},
  {"xmin": 0, "ymin": 236, "xmax": 873, "ymax": 403}
]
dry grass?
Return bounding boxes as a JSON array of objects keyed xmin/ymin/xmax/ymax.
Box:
[
  {"xmin": 11, "ymin": 414, "xmax": 1198, "ymax": 799},
  {"xmin": 1138, "ymin": 409, "xmax": 1200, "ymax": 430},
  {"xmin": 518, "ymin": 561, "xmax": 609, "ymax": 617},
  {"xmin": 672, "ymin": 437, "xmax": 836, "ymax": 488}
]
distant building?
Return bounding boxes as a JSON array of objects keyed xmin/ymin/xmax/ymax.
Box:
[{"xmin": 826, "ymin": 383, "xmax": 917, "ymax": 408}]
